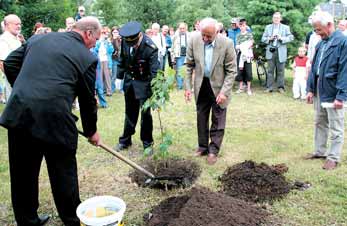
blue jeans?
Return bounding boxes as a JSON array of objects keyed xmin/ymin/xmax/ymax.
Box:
[
  {"xmin": 175, "ymin": 56, "xmax": 185, "ymax": 89},
  {"xmin": 111, "ymin": 60, "xmax": 123, "ymax": 93},
  {"xmin": 95, "ymin": 70, "xmax": 107, "ymax": 107}
]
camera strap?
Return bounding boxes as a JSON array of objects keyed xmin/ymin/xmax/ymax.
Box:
[
  {"xmin": 179, "ymin": 33, "xmax": 187, "ymax": 48},
  {"xmin": 270, "ymin": 24, "xmax": 281, "ymax": 37}
]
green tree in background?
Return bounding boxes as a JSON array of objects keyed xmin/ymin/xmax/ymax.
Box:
[
  {"xmin": 1, "ymin": 0, "xmax": 80, "ymax": 38},
  {"xmin": 92, "ymin": 0, "xmax": 128, "ymax": 27},
  {"xmin": 171, "ymin": 0, "xmax": 235, "ymax": 30},
  {"xmin": 0, "ymin": 0, "xmax": 13, "ymax": 21},
  {"xmin": 14, "ymin": 0, "xmax": 76, "ymax": 37}
]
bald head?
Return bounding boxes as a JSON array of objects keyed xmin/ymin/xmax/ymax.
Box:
[
  {"xmin": 4, "ymin": 14, "xmax": 21, "ymax": 36},
  {"xmin": 73, "ymin": 16, "xmax": 101, "ymax": 33},
  {"xmin": 72, "ymin": 16, "xmax": 102, "ymax": 49},
  {"xmin": 200, "ymin": 18, "xmax": 218, "ymax": 31},
  {"xmin": 200, "ymin": 17, "xmax": 218, "ymax": 44}
]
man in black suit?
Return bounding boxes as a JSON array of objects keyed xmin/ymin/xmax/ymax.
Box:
[
  {"xmin": 0, "ymin": 17, "xmax": 102, "ymax": 226},
  {"xmin": 115, "ymin": 21, "xmax": 159, "ymax": 152}
]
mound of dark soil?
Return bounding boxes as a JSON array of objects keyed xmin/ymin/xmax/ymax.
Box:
[
  {"xmin": 219, "ymin": 160, "xmax": 291, "ymax": 203},
  {"xmin": 130, "ymin": 158, "xmax": 201, "ymax": 190},
  {"xmin": 143, "ymin": 196, "xmax": 190, "ymax": 226},
  {"xmin": 144, "ymin": 187, "xmax": 269, "ymax": 226}
]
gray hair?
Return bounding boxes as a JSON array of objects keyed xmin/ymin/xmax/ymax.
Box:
[
  {"xmin": 73, "ymin": 16, "xmax": 101, "ymax": 34},
  {"xmin": 199, "ymin": 17, "xmax": 218, "ymax": 31},
  {"xmin": 4, "ymin": 14, "xmax": 20, "ymax": 26},
  {"xmin": 273, "ymin": 12, "xmax": 282, "ymax": 18},
  {"xmin": 151, "ymin": 23, "xmax": 160, "ymax": 30},
  {"xmin": 311, "ymin": 11, "xmax": 334, "ymax": 26}
]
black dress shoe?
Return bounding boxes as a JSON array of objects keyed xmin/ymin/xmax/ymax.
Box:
[{"xmin": 39, "ymin": 215, "xmax": 50, "ymax": 226}]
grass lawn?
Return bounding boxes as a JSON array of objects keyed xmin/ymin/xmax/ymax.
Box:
[{"xmin": 1, "ymin": 75, "xmax": 347, "ymax": 226}]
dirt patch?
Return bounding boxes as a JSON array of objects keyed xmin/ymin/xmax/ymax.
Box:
[
  {"xmin": 219, "ymin": 160, "xmax": 291, "ymax": 203},
  {"xmin": 144, "ymin": 187, "xmax": 269, "ymax": 226},
  {"xmin": 129, "ymin": 158, "xmax": 201, "ymax": 190},
  {"xmin": 143, "ymin": 195, "xmax": 190, "ymax": 226}
]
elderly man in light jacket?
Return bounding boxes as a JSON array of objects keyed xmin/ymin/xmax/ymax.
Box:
[
  {"xmin": 171, "ymin": 22, "xmax": 190, "ymax": 89},
  {"xmin": 261, "ymin": 12, "xmax": 294, "ymax": 93},
  {"xmin": 185, "ymin": 18, "xmax": 237, "ymax": 165}
]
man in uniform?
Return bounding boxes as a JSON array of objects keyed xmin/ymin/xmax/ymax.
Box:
[{"xmin": 115, "ymin": 21, "xmax": 159, "ymax": 152}]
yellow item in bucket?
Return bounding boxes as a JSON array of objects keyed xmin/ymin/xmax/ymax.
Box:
[
  {"xmin": 83, "ymin": 207, "xmax": 117, "ymax": 218},
  {"xmin": 77, "ymin": 196, "xmax": 126, "ymax": 226},
  {"xmin": 95, "ymin": 207, "xmax": 116, "ymax": 217}
]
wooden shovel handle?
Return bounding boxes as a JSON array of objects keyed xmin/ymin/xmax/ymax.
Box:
[{"xmin": 78, "ymin": 131, "xmax": 155, "ymax": 178}]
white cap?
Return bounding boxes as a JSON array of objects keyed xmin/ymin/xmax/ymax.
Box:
[{"xmin": 78, "ymin": 6, "xmax": 85, "ymax": 11}]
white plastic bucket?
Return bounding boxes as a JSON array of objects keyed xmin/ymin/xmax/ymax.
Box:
[{"xmin": 76, "ymin": 196, "xmax": 126, "ymax": 226}]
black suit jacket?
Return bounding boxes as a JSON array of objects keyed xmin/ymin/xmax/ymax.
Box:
[
  {"xmin": 0, "ymin": 31, "xmax": 98, "ymax": 149},
  {"xmin": 117, "ymin": 34, "xmax": 159, "ymax": 99}
]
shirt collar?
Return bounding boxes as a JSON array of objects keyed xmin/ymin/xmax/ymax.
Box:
[
  {"xmin": 3, "ymin": 31, "xmax": 19, "ymax": 40},
  {"xmin": 205, "ymin": 40, "xmax": 216, "ymax": 48}
]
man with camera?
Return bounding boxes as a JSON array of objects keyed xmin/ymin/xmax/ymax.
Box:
[
  {"xmin": 171, "ymin": 22, "xmax": 190, "ymax": 89},
  {"xmin": 261, "ymin": 12, "xmax": 294, "ymax": 93}
]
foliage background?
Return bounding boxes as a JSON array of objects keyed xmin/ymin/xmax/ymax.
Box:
[
  {"xmin": 92, "ymin": 0, "xmax": 322, "ymax": 58},
  {"xmin": 1, "ymin": 0, "xmax": 322, "ymax": 59}
]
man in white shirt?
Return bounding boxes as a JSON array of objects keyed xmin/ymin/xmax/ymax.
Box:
[
  {"xmin": 0, "ymin": 14, "xmax": 22, "ymax": 103},
  {"xmin": 151, "ymin": 22, "xmax": 166, "ymax": 71},
  {"xmin": 171, "ymin": 22, "xmax": 190, "ymax": 89}
]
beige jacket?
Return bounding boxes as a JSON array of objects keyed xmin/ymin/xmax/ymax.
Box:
[
  {"xmin": 171, "ymin": 31, "xmax": 190, "ymax": 59},
  {"xmin": 185, "ymin": 33, "xmax": 237, "ymax": 108}
]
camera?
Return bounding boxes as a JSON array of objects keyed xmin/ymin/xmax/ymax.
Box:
[
  {"xmin": 269, "ymin": 46, "xmax": 277, "ymax": 53},
  {"xmin": 269, "ymin": 35, "xmax": 279, "ymax": 53},
  {"xmin": 180, "ymin": 46, "xmax": 187, "ymax": 56}
]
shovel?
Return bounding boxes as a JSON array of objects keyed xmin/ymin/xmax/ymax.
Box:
[{"xmin": 78, "ymin": 131, "xmax": 183, "ymax": 186}]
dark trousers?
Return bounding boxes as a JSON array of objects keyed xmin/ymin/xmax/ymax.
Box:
[
  {"xmin": 119, "ymin": 85, "xmax": 153, "ymax": 148},
  {"xmin": 8, "ymin": 129, "xmax": 80, "ymax": 226},
  {"xmin": 267, "ymin": 49, "xmax": 285, "ymax": 90},
  {"xmin": 196, "ymin": 77, "xmax": 227, "ymax": 155}
]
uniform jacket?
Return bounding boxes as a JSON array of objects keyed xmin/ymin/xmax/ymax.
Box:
[
  {"xmin": 0, "ymin": 31, "xmax": 98, "ymax": 149},
  {"xmin": 261, "ymin": 23, "xmax": 294, "ymax": 63},
  {"xmin": 117, "ymin": 34, "xmax": 159, "ymax": 99},
  {"xmin": 307, "ymin": 30, "xmax": 347, "ymax": 103},
  {"xmin": 185, "ymin": 33, "xmax": 237, "ymax": 109}
]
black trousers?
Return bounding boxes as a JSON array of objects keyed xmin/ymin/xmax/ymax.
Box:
[
  {"xmin": 235, "ymin": 52, "xmax": 253, "ymax": 82},
  {"xmin": 196, "ymin": 77, "xmax": 227, "ymax": 155},
  {"xmin": 119, "ymin": 85, "xmax": 153, "ymax": 148},
  {"xmin": 8, "ymin": 129, "xmax": 81, "ymax": 226}
]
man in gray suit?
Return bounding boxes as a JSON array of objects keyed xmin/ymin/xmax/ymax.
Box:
[
  {"xmin": 261, "ymin": 12, "xmax": 294, "ymax": 93},
  {"xmin": 185, "ymin": 17, "xmax": 237, "ymax": 165}
]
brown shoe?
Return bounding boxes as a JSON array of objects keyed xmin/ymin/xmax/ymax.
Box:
[
  {"xmin": 194, "ymin": 148, "xmax": 207, "ymax": 157},
  {"xmin": 303, "ymin": 153, "xmax": 326, "ymax": 160},
  {"xmin": 207, "ymin": 153, "xmax": 217, "ymax": 165},
  {"xmin": 322, "ymin": 160, "xmax": 338, "ymax": 170}
]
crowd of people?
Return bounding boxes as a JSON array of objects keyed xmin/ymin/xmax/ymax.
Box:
[{"xmin": 1, "ymin": 5, "xmax": 347, "ymax": 225}]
